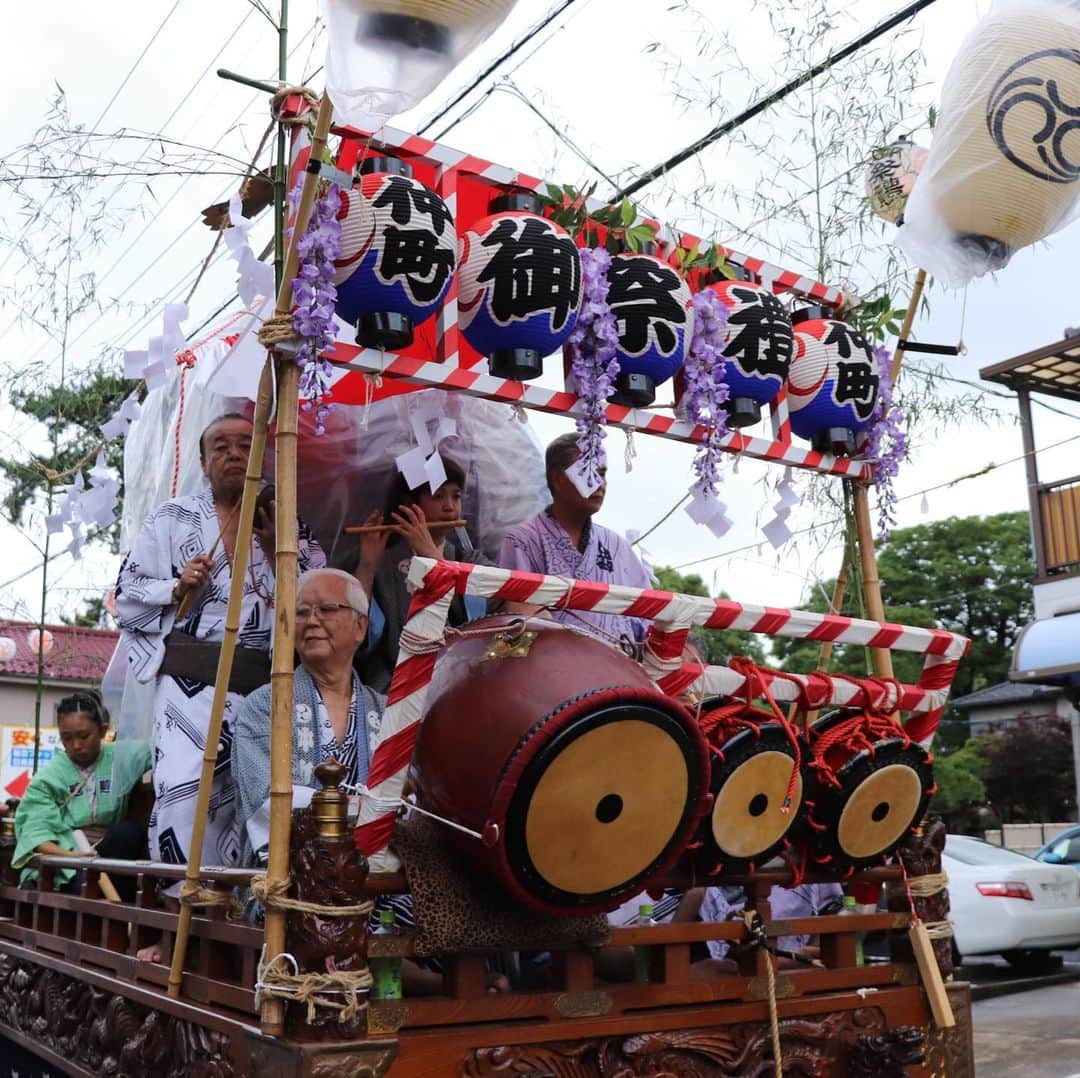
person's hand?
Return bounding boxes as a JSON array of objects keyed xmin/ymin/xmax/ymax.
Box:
[
  {"xmin": 357, "ymin": 510, "xmax": 391, "ymax": 569},
  {"xmin": 254, "ymin": 499, "xmax": 276, "ymax": 557},
  {"xmin": 390, "ymin": 504, "xmax": 441, "ymax": 559},
  {"xmin": 176, "ymin": 555, "xmax": 215, "ymax": 600}
]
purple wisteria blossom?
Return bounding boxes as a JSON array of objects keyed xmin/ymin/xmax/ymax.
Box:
[
  {"xmin": 291, "ymin": 182, "xmax": 342, "ymax": 436},
  {"xmin": 683, "ymin": 288, "xmax": 731, "ymax": 502},
  {"xmin": 865, "ymin": 344, "xmax": 907, "ymax": 537},
  {"xmin": 565, "ymin": 247, "xmax": 620, "ymax": 489}
]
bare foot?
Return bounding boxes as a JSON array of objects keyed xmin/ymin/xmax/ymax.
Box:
[{"xmin": 136, "ymin": 935, "xmax": 171, "ymax": 964}]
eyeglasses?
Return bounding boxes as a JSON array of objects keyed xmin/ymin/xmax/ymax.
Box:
[{"xmin": 296, "ymin": 602, "xmax": 363, "ymax": 621}]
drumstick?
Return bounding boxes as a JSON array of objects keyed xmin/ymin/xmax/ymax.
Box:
[
  {"xmin": 175, "ymin": 501, "xmax": 244, "ymax": 620},
  {"xmin": 344, "ymin": 519, "xmax": 467, "ymax": 534}
]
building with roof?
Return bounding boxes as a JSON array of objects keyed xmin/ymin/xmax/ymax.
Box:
[
  {"xmin": 950, "ymin": 680, "xmax": 1076, "ymax": 738},
  {"xmin": 0, "ymin": 619, "xmax": 120, "ymax": 799}
]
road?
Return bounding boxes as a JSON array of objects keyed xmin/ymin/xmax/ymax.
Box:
[{"xmin": 968, "ymin": 949, "xmax": 1080, "ymax": 1076}]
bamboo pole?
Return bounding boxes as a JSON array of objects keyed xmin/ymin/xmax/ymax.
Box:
[
  {"xmin": 259, "ymin": 89, "xmax": 336, "ymax": 1036},
  {"xmin": 854, "ymin": 266, "xmax": 928, "ymax": 684},
  {"xmin": 166, "ymin": 361, "xmax": 274, "ymax": 999}
]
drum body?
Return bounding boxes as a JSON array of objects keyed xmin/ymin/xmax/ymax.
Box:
[
  {"xmin": 804, "ymin": 711, "xmax": 935, "ymax": 874},
  {"xmin": 686, "ymin": 703, "xmax": 809, "ymax": 876},
  {"xmin": 410, "ymin": 616, "xmax": 711, "ymax": 915}
]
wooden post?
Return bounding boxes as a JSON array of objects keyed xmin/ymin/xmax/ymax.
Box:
[
  {"xmin": 854, "ymin": 266, "xmax": 927, "ymax": 684},
  {"xmin": 167, "ymin": 360, "xmax": 275, "ymax": 999},
  {"xmin": 260, "ymin": 91, "xmax": 336, "ymax": 1036}
]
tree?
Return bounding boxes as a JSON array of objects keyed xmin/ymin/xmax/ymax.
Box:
[
  {"xmin": 59, "ymin": 596, "xmax": 113, "ymax": 630},
  {"xmin": 929, "ymin": 737, "xmax": 989, "ymax": 834},
  {"xmin": 980, "ymin": 718, "xmax": 1075, "ymax": 824},
  {"xmin": 772, "ymin": 512, "xmax": 1035, "ymax": 746},
  {"xmin": 0, "ymin": 368, "xmax": 134, "ymax": 552},
  {"xmin": 653, "ymin": 567, "xmax": 766, "ymax": 666}
]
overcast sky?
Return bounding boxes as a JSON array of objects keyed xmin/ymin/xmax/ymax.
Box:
[{"xmin": 2, "ymin": 0, "xmax": 1078, "ymax": 630}]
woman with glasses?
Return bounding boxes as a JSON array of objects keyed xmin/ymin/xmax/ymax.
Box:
[{"xmin": 12, "ymin": 692, "xmax": 151, "ymax": 901}]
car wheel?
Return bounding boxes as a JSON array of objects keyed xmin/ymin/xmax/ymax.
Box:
[
  {"xmin": 1002, "ymin": 949, "xmax": 1063, "ymax": 976},
  {"xmin": 951, "ymin": 939, "xmax": 962, "ymax": 969}
]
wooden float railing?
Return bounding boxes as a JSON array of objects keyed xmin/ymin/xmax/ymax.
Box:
[{"xmin": 0, "ymin": 855, "xmax": 912, "ymax": 1024}]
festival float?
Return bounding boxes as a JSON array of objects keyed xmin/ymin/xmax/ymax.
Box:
[{"xmin": 4, "ymin": 0, "xmax": 1039, "ymax": 1073}]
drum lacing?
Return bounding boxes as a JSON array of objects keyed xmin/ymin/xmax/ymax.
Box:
[
  {"xmin": 398, "ymin": 616, "xmax": 530, "ymax": 656},
  {"xmin": 806, "ymin": 704, "xmax": 910, "ymax": 793},
  {"xmin": 728, "ymin": 658, "xmax": 804, "ymax": 814}
]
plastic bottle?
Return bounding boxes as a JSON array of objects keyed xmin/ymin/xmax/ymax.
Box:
[
  {"xmin": 633, "ymin": 902, "xmax": 657, "ymax": 983},
  {"xmin": 841, "ymin": 895, "xmax": 865, "ymax": 966},
  {"xmin": 369, "ymin": 908, "xmax": 403, "ymax": 1000}
]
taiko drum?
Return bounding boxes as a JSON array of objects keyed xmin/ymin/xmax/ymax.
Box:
[{"xmin": 410, "ymin": 616, "xmax": 711, "ymax": 915}]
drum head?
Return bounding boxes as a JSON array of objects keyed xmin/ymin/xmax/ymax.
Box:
[
  {"xmin": 695, "ymin": 723, "xmax": 806, "ymax": 873},
  {"xmin": 813, "ymin": 737, "xmax": 933, "ymax": 871},
  {"xmin": 504, "ymin": 701, "xmax": 703, "ymax": 909}
]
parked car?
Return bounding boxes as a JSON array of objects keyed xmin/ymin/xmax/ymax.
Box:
[
  {"xmin": 1034, "ymin": 825, "xmax": 1080, "ymax": 871},
  {"xmin": 945, "ymin": 834, "xmax": 1080, "ymax": 974}
]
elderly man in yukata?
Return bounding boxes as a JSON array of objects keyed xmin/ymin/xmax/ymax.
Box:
[
  {"xmin": 115, "ymin": 413, "xmax": 325, "ymax": 962},
  {"xmin": 498, "ymin": 432, "xmax": 652, "ymax": 652}
]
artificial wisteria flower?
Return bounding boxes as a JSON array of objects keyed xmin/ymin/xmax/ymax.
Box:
[
  {"xmin": 565, "ymin": 247, "xmax": 620, "ymax": 488},
  {"xmin": 683, "ymin": 288, "xmax": 731, "ymax": 502},
  {"xmin": 865, "ymin": 344, "xmax": 907, "ymax": 537},
  {"xmin": 291, "ymin": 182, "xmax": 342, "ymax": 436}
]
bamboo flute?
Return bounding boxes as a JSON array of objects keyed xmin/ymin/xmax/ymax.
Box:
[
  {"xmin": 167, "ymin": 360, "xmax": 275, "ymax": 999},
  {"xmin": 260, "ymin": 89, "xmax": 336, "ymax": 1036},
  {"xmin": 344, "ymin": 518, "xmax": 467, "ymax": 534}
]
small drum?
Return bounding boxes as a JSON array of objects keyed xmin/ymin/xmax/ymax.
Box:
[
  {"xmin": 410, "ymin": 616, "xmax": 711, "ymax": 915},
  {"xmin": 686, "ymin": 700, "xmax": 809, "ymax": 876},
  {"xmin": 804, "ymin": 710, "xmax": 935, "ymax": 873}
]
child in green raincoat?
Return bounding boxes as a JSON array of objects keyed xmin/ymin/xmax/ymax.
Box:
[{"xmin": 13, "ymin": 691, "xmax": 151, "ymax": 900}]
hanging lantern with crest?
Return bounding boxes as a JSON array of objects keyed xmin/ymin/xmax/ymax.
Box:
[
  {"xmin": 897, "ymin": 0, "xmax": 1080, "ymax": 284},
  {"xmin": 787, "ymin": 308, "xmax": 880, "ymax": 456},
  {"xmin": 605, "ymin": 249, "xmax": 693, "ymax": 407},
  {"xmin": 458, "ymin": 191, "xmax": 582, "ymax": 381},
  {"xmin": 323, "ymin": 0, "xmax": 521, "ymax": 130},
  {"xmin": 332, "ymin": 156, "xmax": 458, "ymax": 350}
]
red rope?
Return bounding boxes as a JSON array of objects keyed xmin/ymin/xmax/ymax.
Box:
[{"xmin": 171, "ymin": 349, "xmax": 198, "ymax": 498}]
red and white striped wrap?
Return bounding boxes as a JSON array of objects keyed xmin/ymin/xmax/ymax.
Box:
[
  {"xmin": 353, "ymin": 559, "xmax": 969, "ymax": 863},
  {"xmin": 326, "ymin": 350, "xmax": 873, "ymax": 480},
  {"xmin": 353, "ymin": 561, "xmax": 457, "ymax": 871}
]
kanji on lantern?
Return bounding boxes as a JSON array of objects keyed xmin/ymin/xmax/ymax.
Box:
[{"xmin": 459, "ymin": 203, "xmax": 582, "ymax": 381}]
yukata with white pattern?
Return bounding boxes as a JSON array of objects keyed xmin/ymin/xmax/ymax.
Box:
[{"xmin": 115, "ymin": 486, "xmax": 325, "ymax": 890}]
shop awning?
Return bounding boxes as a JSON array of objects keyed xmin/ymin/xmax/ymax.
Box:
[{"xmin": 1011, "ymin": 612, "xmax": 1080, "ymax": 688}]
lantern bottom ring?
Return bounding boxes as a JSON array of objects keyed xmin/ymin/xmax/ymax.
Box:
[
  {"xmin": 723, "ymin": 395, "xmax": 764, "ymax": 429},
  {"xmin": 363, "ymin": 12, "xmax": 452, "ymax": 57},
  {"xmin": 954, "ymin": 232, "xmax": 1010, "ymax": 273},
  {"xmin": 355, "ymin": 310, "xmax": 414, "ymax": 351},
  {"xmin": 489, "ymin": 347, "xmax": 543, "ymax": 382},
  {"xmin": 811, "ymin": 426, "xmax": 859, "ymax": 457},
  {"xmin": 609, "ymin": 371, "xmax": 656, "ymax": 409}
]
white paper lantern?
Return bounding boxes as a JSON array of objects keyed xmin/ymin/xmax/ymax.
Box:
[
  {"xmin": 26, "ymin": 629, "xmax": 54, "ymax": 657},
  {"xmin": 0, "ymin": 637, "xmax": 15, "ymax": 663},
  {"xmin": 323, "ymin": 0, "xmax": 520, "ymax": 129}
]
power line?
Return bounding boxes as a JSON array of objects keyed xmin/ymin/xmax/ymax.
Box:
[
  {"xmin": 613, "ymin": 0, "xmax": 942, "ymax": 200},
  {"xmin": 667, "ymin": 428, "xmax": 1080, "ymax": 573},
  {"xmin": 417, "ymin": 0, "xmax": 583, "ymax": 136}
]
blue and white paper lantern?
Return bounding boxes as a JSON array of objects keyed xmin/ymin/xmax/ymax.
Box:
[
  {"xmin": 788, "ymin": 312, "xmax": 879, "ymax": 456},
  {"xmin": 458, "ymin": 207, "xmax": 582, "ymax": 380},
  {"xmin": 606, "ymin": 253, "xmax": 693, "ymax": 407},
  {"xmin": 710, "ymin": 274, "xmax": 795, "ymax": 428},
  {"xmin": 333, "ymin": 159, "xmax": 458, "ymax": 349}
]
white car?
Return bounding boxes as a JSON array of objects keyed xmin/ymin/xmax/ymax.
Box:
[{"xmin": 945, "ymin": 834, "xmax": 1080, "ymax": 974}]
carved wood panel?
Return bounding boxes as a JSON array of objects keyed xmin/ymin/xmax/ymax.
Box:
[
  {"xmin": 0, "ymin": 954, "xmax": 235, "ymax": 1077},
  {"xmin": 462, "ymin": 1006, "xmax": 893, "ymax": 1077}
]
